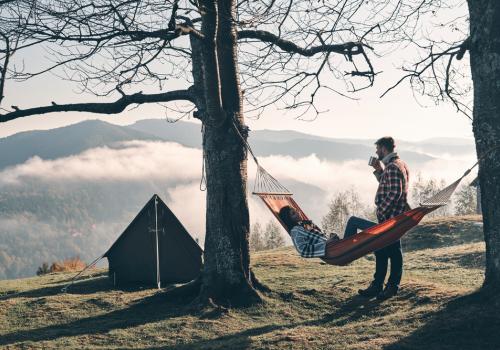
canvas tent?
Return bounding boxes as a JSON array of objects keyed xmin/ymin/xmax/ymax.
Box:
[{"xmin": 104, "ymin": 194, "xmax": 203, "ymax": 288}]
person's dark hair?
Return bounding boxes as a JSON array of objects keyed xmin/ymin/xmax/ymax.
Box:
[
  {"xmin": 278, "ymin": 206, "xmax": 299, "ymax": 231},
  {"xmin": 375, "ymin": 136, "xmax": 395, "ymax": 152}
]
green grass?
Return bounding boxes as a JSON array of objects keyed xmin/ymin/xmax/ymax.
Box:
[{"xmin": 1, "ymin": 215, "xmax": 498, "ymax": 350}]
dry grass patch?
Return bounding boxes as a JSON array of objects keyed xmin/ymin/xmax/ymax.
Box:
[{"xmin": 0, "ymin": 217, "xmax": 497, "ymax": 349}]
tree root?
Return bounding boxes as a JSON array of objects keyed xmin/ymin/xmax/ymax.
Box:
[
  {"xmin": 163, "ymin": 278, "xmax": 201, "ymax": 300},
  {"xmin": 162, "ymin": 270, "xmax": 270, "ymax": 312}
]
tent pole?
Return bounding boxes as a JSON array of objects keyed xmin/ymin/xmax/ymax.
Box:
[{"xmin": 155, "ymin": 195, "xmax": 161, "ymax": 290}]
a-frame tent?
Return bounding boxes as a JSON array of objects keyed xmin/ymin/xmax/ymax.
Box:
[{"xmin": 104, "ymin": 194, "xmax": 203, "ymax": 287}]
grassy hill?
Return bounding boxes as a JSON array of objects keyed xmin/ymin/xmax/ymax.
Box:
[{"xmin": 1, "ymin": 216, "xmax": 498, "ymax": 350}]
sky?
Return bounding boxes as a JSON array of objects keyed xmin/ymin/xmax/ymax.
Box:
[
  {"xmin": 0, "ymin": 69, "xmax": 474, "ymax": 141},
  {"xmin": 0, "ymin": 1, "xmax": 473, "ymax": 142}
]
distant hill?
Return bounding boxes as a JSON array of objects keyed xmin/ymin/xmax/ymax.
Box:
[
  {"xmin": 0, "ymin": 119, "xmax": 444, "ymax": 170},
  {"xmin": 128, "ymin": 119, "xmax": 474, "ymax": 160},
  {"xmin": 334, "ymin": 136, "xmax": 475, "ymax": 157},
  {"xmin": 127, "ymin": 119, "xmax": 203, "ymax": 149},
  {"xmin": 128, "ymin": 119, "xmax": 436, "ymax": 164},
  {"xmin": 421, "ymin": 137, "xmax": 475, "ymax": 146},
  {"xmin": 0, "ymin": 120, "xmax": 161, "ymax": 169},
  {"xmin": 250, "ymin": 138, "xmax": 433, "ymax": 164}
]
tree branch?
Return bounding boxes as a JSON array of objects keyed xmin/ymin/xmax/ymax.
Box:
[
  {"xmin": 27, "ymin": 25, "xmax": 204, "ymax": 43},
  {"xmin": 0, "ymin": 32, "xmax": 11, "ymax": 107},
  {"xmin": 380, "ymin": 37, "xmax": 471, "ymax": 119},
  {"xmin": 237, "ymin": 30, "xmax": 368, "ymax": 57},
  {"xmin": 0, "ymin": 89, "xmax": 195, "ymax": 123},
  {"xmin": 168, "ymin": 0, "xmax": 180, "ymax": 31}
]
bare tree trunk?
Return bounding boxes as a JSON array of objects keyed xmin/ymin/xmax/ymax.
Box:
[
  {"xmin": 199, "ymin": 120, "xmax": 261, "ymax": 306},
  {"xmin": 195, "ymin": 0, "xmax": 261, "ymax": 306},
  {"xmin": 468, "ymin": 0, "xmax": 500, "ymax": 293}
]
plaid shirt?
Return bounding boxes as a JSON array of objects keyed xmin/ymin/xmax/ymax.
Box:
[
  {"xmin": 374, "ymin": 154, "xmax": 410, "ymax": 223},
  {"xmin": 290, "ymin": 225, "xmax": 327, "ymax": 258}
]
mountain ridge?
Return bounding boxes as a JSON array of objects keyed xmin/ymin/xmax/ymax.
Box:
[
  {"xmin": 0, "ymin": 118, "xmax": 470, "ymax": 171},
  {"xmin": 0, "ymin": 120, "xmax": 163, "ymax": 170}
]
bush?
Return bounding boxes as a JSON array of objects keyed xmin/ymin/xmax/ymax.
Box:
[
  {"xmin": 36, "ymin": 262, "xmax": 50, "ymax": 276},
  {"xmin": 36, "ymin": 257, "xmax": 87, "ymax": 276},
  {"xmin": 250, "ymin": 222, "xmax": 265, "ymax": 252},
  {"xmin": 263, "ymin": 221, "xmax": 285, "ymax": 250}
]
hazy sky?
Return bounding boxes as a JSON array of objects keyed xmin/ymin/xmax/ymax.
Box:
[
  {"xmin": 0, "ymin": 67, "xmax": 473, "ymax": 141},
  {"xmin": 0, "ymin": 2, "xmax": 472, "ymax": 142}
]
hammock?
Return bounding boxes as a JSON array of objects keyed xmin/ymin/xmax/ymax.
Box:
[
  {"xmin": 252, "ymin": 161, "xmax": 475, "ymax": 266},
  {"xmin": 229, "ymin": 120, "xmax": 479, "ymax": 265}
]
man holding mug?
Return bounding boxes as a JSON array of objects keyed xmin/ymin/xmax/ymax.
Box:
[{"xmin": 347, "ymin": 136, "xmax": 410, "ymax": 300}]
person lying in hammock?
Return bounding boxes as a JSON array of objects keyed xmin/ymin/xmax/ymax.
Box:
[
  {"xmin": 278, "ymin": 206, "xmax": 341, "ymax": 258},
  {"xmin": 279, "ymin": 206, "xmax": 367, "ymax": 258}
]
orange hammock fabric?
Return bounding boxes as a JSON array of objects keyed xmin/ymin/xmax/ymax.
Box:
[{"xmin": 256, "ymin": 193, "xmax": 440, "ymax": 266}]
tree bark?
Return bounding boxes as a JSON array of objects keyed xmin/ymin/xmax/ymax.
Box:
[
  {"xmin": 468, "ymin": 0, "xmax": 500, "ymax": 293},
  {"xmin": 196, "ymin": 0, "xmax": 261, "ymax": 306}
]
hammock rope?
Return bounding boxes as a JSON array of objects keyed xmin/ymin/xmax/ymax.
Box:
[
  {"xmin": 254, "ymin": 165, "xmax": 292, "ymax": 195},
  {"xmin": 420, "ymin": 165, "xmax": 475, "ymax": 206}
]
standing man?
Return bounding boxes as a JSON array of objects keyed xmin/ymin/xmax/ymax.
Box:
[{"xmin": 356, "ymin": 136, "xmax": 410, "ymax": 300}]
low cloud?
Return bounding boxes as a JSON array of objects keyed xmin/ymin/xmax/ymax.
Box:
[
  {"xmin": 416, "ymin": 157, "xmax": 477, "ymax": 183},
  {"xmin": 1, "ymin": 140, "xmax": 477, "ymax": 237},
  {"xmin": 0, "ymin": 141, "xmax": 202, "ymax": 185},
  {"xmin": 0, "ymin": 141, "xmax": 479, "ymax": 279},
  {"xmin": 249, "ymin": 156, "xmax": 379, "ymax": 205}
]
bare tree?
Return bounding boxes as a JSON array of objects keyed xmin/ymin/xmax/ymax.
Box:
[
  {"xmin": 454, "ymin": 184, "xmax": 477, "ymax": 216},
  {"xmin": 321, "ymin": 188, "xmax": 374, "ymax": 236},
  {"xmin": 0, "ymin": 0, "xmax": 441, "ymax": 305},
  {"xmin": 263, "ymin": 220, "xmax": 285, "ymax": 250},
  {"xmin": 249, "ymin": 222, "xmax": 265, "ymax": 252},
  {"xmin": 0, "ymin": 4, "xmax": 22, "ymax": 108},
  {"xmin": 466, "ymin": 0, "xmax": 500, "ymax": 294}
]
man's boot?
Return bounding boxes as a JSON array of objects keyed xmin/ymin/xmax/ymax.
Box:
[
  {"xmin": 376, "ymin": 284, "xmax": 399, "ymax": 301},
  {"xmin": 358, "ymin": 281, "xmax": 383, "ymax": 298}
]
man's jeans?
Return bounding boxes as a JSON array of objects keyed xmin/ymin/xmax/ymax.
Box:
[
  {"xmin": 343, "ymin": 216, "xmax": 403, "ymax": 288},
  {"xmin": 344, "ymin": 216, "xmax": 376, "ymax": 239}
]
